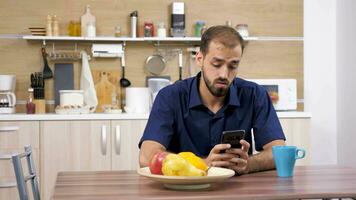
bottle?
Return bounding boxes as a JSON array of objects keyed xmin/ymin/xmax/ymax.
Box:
[
  {"xmin": 114, "ymin": 26, "xmax": 121, "ymax": 37},
  {"xmin": 68, "ymin": 21, "xmax": 74, "ymax": 36},
  {"xmin": 157, "ymin": 22, "xmax": 166, "ymax": 38},
  {"xmin": 81, "ymin": 5, "xmax": 96, "ymax": 37},
  {"xmin": 52, "ymin": 15, "xmax": 59, "ymax": 36},
  {"xmin": 130, "ymin": 11, "xmax": 138, "ymax": 38},
  {"xmin": 195, "ymin": 21, "xmax": 205, "ymax": 37},
  {"xmin": 86, "ymin": 21, "xmax": 96, "ymax": 37},
  {"xmin": 111, "ymin": 91, "xmax": 118, "ymax": 106},
  {"xmin": 144, "ymin": 21, "xmax": 154, "ymax": 37},
  {"xmin": 46, "ymin": 15, "xmax": 52, "ymax": 36},
  {"xmin": 26, "ymin": 88, "xmax": 36, "ymax": 114}
]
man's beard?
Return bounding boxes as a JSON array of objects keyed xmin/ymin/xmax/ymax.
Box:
[{"xmin": 201, "ymin": 71, "xmax": 231, "ymax": 97}]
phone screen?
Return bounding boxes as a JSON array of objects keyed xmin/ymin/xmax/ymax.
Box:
[{"xmin": 220, "ymin": 130, "xmax": 245, "ymax": 149}]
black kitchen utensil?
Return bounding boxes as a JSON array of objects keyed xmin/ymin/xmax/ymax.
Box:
[
  {"xmin": 119, "ymin": 55, "xmax": 131, "ymax": 87},
  {"xmin": 41, "ymin": 47, "xmax": 53, "ymax": 79}
]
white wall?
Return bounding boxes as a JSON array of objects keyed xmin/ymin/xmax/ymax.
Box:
[
  {"xmin": 336, "ymin": 0, "xmax": 356, "ymax": 166},
  {"xmin": 304, "ymin": 0, "xmax": 337, "ymax": 164}
]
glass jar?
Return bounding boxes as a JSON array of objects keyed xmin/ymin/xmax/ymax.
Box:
[
  {"xmin": 115, "ymin": 26, "xmax": 121, "ymax": 37},
  {"xmin": 235, "ymin": 24, "xmax": 249, "ymax": 37},
  {"xmin": 26, "ymin": 88, "xmax": 36, "ymax": 114},
  {"xmin": 144, "ymin": 21, "xmax": 154, "ymax": 37},
  {"xmin": 195, "ymin": 21, "xmax": 205, "ymax": 37},
  {"xmin": 157, "ymin": 22, "xmax": 166, "ymax": 38}
]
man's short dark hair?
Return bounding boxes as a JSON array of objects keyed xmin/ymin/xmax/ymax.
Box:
[{"xmin": 200, "ymin": 25, "xmax": 245, "ymax": 56}]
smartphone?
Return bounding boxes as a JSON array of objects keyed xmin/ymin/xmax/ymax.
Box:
[{"xmin": 220, "ymin": 130, "xmax": 245, "ymax": 149}]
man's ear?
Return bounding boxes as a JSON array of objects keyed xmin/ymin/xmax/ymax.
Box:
[{"xmin": 195, "ymin": 51, "xmax": 204, "ymax": 69}]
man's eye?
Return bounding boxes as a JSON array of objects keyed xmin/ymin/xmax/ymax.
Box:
[
  {"xmin": 212, "ymin": 63, "xmax": 221, "ymax": 67},
  {"xmin": 229, "ymin": 64, "xmax": 238, "ymax": 70}
]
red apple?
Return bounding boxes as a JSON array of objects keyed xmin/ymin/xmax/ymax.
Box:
[{"xmin": 149, "ymin": 152, "xmax": 168, "ymax": 175}]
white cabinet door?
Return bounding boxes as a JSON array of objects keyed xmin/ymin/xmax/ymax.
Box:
[
  {"xmin": 40, "ymin": 120, "xmax": 111, "ymax": 200},
  {"xmin": 111, "ymin": 120, "xmax": 147, "ymax": 170},
  {"xmin": 0, "ymin": 121, "xmax": 40, "ymax": 200},
  {"xmin": 280, "ymin": 118, "xmax": 311, "ymax": 165}
]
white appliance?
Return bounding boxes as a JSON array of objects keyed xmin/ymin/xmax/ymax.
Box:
[
  {"xmin": 247, "ymin": 79, "xmax": 297, "ymax": 111},
  {"xmin": 92, "ymin": 44, "xmax": 123, "ymax": 58},
  {"xmin": 0, "ymin": 75, "xmax": 16, "ymax": 114},
  {"xmin": 147, "ymin": 78, "xmax": 171, "ymax": 110}
]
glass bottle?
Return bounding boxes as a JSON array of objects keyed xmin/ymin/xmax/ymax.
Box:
[{"xmin": 26, "ymin": 88, "xmax": 36, "ymax": 114}]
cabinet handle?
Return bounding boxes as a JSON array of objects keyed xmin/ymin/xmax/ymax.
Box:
[
  {"xmin": 0, "ymin": 126, "xmax": 19, "ymax": 133},
  {"xmin": 115, "ymin": 125, "xmax": 121, "ymax": 155},
  {"xmin": 101, "ymin": 125, "xmax": 107, "ymax": 155}
]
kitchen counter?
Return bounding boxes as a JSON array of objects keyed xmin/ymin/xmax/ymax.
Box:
[{"xmin": 0, "ymin": 112, "xmax": 311, "ymax": 121}]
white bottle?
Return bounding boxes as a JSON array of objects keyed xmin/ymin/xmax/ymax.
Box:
[
  {"xmin": 130, "ymin": 11, "xmax": 138, "ymax": 38},
  {"xmin": 157, "ymin": 22, "xmax": 166, "ymax": 38},
  {"xmin": 81, "ymin": 5, "xmax": 96, "ymax": 37},
  {"xmin": 87, "ymin": 22, "xmax": 96, "ymax": 37}
]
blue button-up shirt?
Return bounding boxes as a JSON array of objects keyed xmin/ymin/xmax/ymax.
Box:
[{"xmin": 139, "ymin": 73, "xmax": 285, "ymax": 157}]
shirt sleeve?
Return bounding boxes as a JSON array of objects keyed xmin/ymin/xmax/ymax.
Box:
[
  {"xmin": 138, "ymin": 86, "xmax": 175, "ymax": 149},
  {"xmin": 252, "ymin": 86, "xmax": 286, "ymax": 151}
]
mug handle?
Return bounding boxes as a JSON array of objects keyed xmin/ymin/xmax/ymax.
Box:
[{"xmin": 295, "ymin": 148, "xmax": 306, "ymax": 159}]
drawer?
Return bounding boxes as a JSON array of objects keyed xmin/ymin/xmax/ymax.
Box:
[{"xmin": 0, "ymin": 121, "xmax": 39, "ymax": 149}]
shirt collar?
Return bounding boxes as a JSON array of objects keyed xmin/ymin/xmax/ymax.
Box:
[
  {"xmin": 189, "ymin": 72, "xmax": 240, "ymax": 109},
  {"xmin": 227, "ymin": 80, "xmax": 240, "ymax": 107},
  {"xmin": 189, "ymin": 73, "xmax": 203, "ymax": 109}
]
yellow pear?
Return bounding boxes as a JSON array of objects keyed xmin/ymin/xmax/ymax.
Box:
[{"xmin": 162, "ymin": 154, "xmax": 206, "ymax": 176}]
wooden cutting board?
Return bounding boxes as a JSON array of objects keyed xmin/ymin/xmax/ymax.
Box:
[{"xmin": 92, "ymin": 70, "xmax": 120, "ymax": 112}]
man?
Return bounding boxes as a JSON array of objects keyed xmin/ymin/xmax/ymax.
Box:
[{"xmin": 139, "ymin": 25, "xmax": 285, "ymax": 175}]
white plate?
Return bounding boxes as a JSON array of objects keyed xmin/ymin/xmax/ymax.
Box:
[{"xmin": 137, "ymin": 167, "xmax": 235, "ymax": 190}]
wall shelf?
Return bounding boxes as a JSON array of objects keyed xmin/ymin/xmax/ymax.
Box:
[{"xmin": 22, "ymin": 35, "xmax": 303, "ymax": 42}]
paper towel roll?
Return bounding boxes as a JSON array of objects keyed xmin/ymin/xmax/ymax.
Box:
[{"xmin": 125, "ymin": 87, "xmax": 149, "ymax": 114}]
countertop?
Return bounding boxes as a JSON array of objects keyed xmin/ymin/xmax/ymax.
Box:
[{"xmin": 0, "ymin": 112, "xmax": 311, "ymax": 121}]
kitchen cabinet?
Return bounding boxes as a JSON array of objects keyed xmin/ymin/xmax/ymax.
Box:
[
  {"xmin": 0, "ymin": 121, "xmax": 40, "ymax": 200},
  {"xmin": 280, "ymin": 118, "xmax": 311, "ymax": 165},
  {"xmin": 40, "ymin": 120, "xmax": 111, "ymax": 200},
  {"xmin": 111, "ymin": 120, "xmax": 147, "ymax": 170},
  {"xmin": 40, "ymin": 119, "xmax": 147, "ymax": 200}
]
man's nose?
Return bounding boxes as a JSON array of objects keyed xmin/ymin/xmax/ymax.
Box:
[{"xmin": 218, "ymin": 65, "xmax": 229, "ymax": 79}]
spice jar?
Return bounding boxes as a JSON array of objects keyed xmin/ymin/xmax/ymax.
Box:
[
  {"xmin": 26, "ymin": 88, "xmax": 36, "ymax": 114},
  {"xmin": 144, "ymin": 21, "xmax": 154, "ymax": 37},
  {"xmin": 157, "ymin": 22, "xmax": 166, "ymax": 38},
  {"xmin": 115, "ymin": 26, "xmax": 121, "ymax": 37},
  {"xmin": 235, "ymin": 24, "xmax": 249, "ymax": 37}
]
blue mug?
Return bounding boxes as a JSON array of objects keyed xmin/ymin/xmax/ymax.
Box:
[{"xmin": 272, "ymin": 146, "xmax": 306, "ymax": 177}]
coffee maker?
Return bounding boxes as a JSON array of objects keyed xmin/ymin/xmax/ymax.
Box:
[{"xmin": 0, "ymin": 75, "xmax": 16, "ymax": 114}]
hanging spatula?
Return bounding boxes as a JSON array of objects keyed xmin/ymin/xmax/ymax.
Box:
[{"xmin": 41, "ymin": 47, "xmax": 53, "ymax": 79}]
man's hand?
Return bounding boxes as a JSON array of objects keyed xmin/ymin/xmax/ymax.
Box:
[
  {"xmin": 205, "ymin": 140, "xmax": 250, "ymax": 175},
  {"xmin": 225, "ymin": 140, "xmax": 250, "ymax": 175},
  {"xmin": 205, "ymin": 144, "xmax": 235, "ymax": 168}
]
